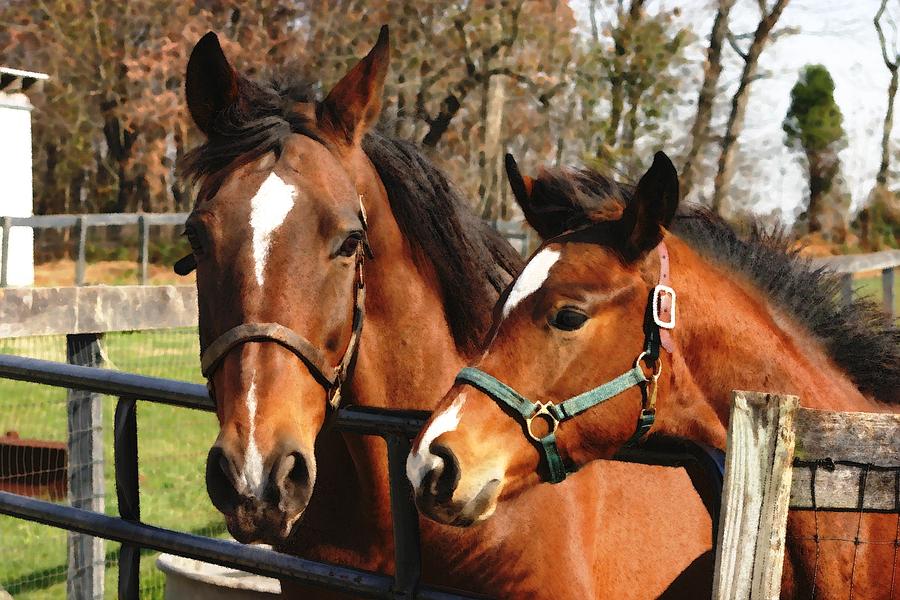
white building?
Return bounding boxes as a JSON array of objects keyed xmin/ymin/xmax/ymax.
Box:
[{"xmin": 0, "ymin": 67, "xmax": 48, "ymax": 287}]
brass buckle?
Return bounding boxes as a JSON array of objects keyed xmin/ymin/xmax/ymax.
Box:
[
  {"xmin": 635, "ymin": 351, "xmax": 662, "ymax": 381},
  {"xmin": 526, "ymin": 402, "xmax": 559, "ymax": 442}
]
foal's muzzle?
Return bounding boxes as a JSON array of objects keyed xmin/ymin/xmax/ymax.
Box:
[{"xmin": 413, "ymin": 443, "xmax": 501, "ymax": 527}]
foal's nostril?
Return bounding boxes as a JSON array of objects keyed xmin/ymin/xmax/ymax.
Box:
[
  {"xmin": 429, "ymin": 443, "xmax": 461, "ymax": 501},
  {"xmin": 206, "ymin": 446, "xmax": 240, "ymax": 513}
]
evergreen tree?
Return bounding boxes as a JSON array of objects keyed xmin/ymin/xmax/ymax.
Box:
[{"xmin": 783, "ymin": 64, "xmax": 847, "ymax": 233}]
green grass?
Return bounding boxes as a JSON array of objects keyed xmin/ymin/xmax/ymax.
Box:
[
  {"xmin": 0, "ymin": 329, "xmax": 225, "ymax": 599},
  {"xmin": 854, "ymin": 273, "xmax": 900, "ymax": 319}
]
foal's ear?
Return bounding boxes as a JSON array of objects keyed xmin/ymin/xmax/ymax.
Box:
[
  {"xmin": 319, "ymin": 25, "xmax": 390, "ymax": 145},
  {"xmin": 618, "ymin": 151, "xmax": 680, "ymax": 257},
  {"xmin": 505, "ymin": 154, "xmax": 567, "ymax": 240},
  {"xmin": 185, "ymin": 32, "xmax": 241, "ymax": 136}
]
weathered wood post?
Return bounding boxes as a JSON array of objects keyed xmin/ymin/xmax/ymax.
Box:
[
  {"xmin": 0, "ymin": 215, "xmax": 10, "ymax": 288},
  {"xmin": 66, "ymin": 333, "xmax": 105, "ymax": 600},
  {"xmin": 75, "ymin": 217, "xmax": 87, "ymax": 287},
  {"xmin": 713, "ymin": 391, "xmax": 798, "ymax": 600},
  {"xmin": 840, "ymin": 273, "xmax": 853, "ymax": 307},
  {"xmin": 882, "ymin": 266, "xmax": 895, "ymax": 320},
  {"xmin": 137, "ymin": 215, "xmax": 149, "ymax": 285}
]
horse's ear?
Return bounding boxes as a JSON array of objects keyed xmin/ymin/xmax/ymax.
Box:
[
  {"xmin": 506, "ymin": 154, "xmax": 570, "ymax": 240},
  {"xmin": 618, "ymin": 151, "xmax": 680, "ymax": 257},
  {"xmin": 186, "ymin": 32, "xmax": 240, "ymax": 136},
  {"xmin": 319, "ymin": 25, "xmax": 390, "ymax": 145}
]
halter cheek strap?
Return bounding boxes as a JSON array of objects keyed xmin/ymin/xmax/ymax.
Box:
[
  {"xmin": 454, "ymin": 241, "xmax": 676, "ymax": 484},
  {"xmin": 200, "ymin": 249, "xmax": 366, "ymax": 411}
]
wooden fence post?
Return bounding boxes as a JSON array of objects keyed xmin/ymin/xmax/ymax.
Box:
[
  {"xmin": 882, "ymin": 267, "xmax": 895, "ymax": 320},
  {"xmin": 66, "ymin": 333, "xmax": 105, "ymax": 600},
  {"xmin": 713, "ymin": 391, "xmax": 799, "ymax": 600},
  {"xmin": 840, "ymin": 273, "xmax": 853, "ymax": 307},
  {"xmin": 1, "ymin": 216, "xmax": 11, "ymax": 288},
  {"xmin": 137, "ymin": 215, "xmax": 149, "ymax": 285},
  {"xmin": 75, "ymin": 217, "xmax": 87, "ymax": 287}
]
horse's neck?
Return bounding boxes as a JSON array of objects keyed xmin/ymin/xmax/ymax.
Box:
[
  {"xmin": 319, "ymin": 189, "xmax": 469, "ymax": 536},
  {"xmin": 660, "ymin": 237, "xmax": 877, "ymax": 448}
]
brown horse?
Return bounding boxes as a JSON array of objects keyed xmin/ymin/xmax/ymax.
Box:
[
  {"xmin": 410, "ymin": 151, "xmax": 900, "ymax": 598},
  {"xmin": 181, "ymin": 29, "xmax": 715, "ymax": 598}
]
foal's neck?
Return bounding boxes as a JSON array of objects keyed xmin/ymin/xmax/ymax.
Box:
[{"xmin": 659, "ymin": 237, "xmax": 877, "ymax": 448}]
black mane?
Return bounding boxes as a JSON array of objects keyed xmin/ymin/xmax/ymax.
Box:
[
  {"xmin": 181, "ymin": 76, "xmax": 523, "ymax": 355},
  {"xmin": 533, "ymin": 167, "xmax": 900, "ymax": 404}
]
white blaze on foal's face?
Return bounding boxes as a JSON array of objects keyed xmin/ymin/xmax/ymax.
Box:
[
  {"xmin": 406, "ymin": 394, "xmax": 467, "ymax": 492},
  {"xmin": 249, "ymin": 172, "xmax": 297, "ymax": 287},
  {"xmin": 501, "ymin": 247, "xmax": 561, "ymax": 318}
]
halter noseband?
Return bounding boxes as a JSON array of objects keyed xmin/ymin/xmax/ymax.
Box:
[
  {"xmin": 455, "ymin": 241, "xmax": 676, "ymax": 484},
  {"xmin": 200, "ymin": 247, "xmax": 367, "ymax": 412}
]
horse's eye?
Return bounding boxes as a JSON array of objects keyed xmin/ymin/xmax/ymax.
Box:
[
  {"xmin": 550, "ymin": 308, "xmax": 588, "ymax": 331},
  {"xmin": 337, "ymin": 232, "xmax": 364, "ymax": 258}
]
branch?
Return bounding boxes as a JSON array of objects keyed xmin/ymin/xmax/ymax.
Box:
[
  {"xmin": 726, "ymin": 30, "xmax": 749, "ymax": 61},
  {"xmin": 875, "ymin": 0, "xmax": 900, "ymax": 71}
]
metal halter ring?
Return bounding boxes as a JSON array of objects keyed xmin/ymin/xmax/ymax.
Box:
[
  {"xmin": 525, "ymin": 402, "xmax": 559, "ymax": 442},
  {"xmin": 635, "ymin": 351, "xmax": 662, "ymax": 382}
]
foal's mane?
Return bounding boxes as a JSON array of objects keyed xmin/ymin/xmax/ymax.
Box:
[
  {"xmin": 181, "ymin": 74, "xmax": 523, "ymax": 355},
  {"xmin": 532, "ymin": 167, "xmax": 900, "ymax": 404}
]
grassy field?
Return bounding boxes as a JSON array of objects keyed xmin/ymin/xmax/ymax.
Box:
[{"xmin": 0, "ymin": 329, "xmax": 224, "ymax": 599}]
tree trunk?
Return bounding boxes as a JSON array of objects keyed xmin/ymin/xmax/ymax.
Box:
[
  {"xmin": 681, "ymin": 0, "xmax": 736, "ymax": 201},
  {"xmin": 711, "ymin": 0, "xmax": 790, "ymax": 215},
  {"xmin": 598, "ymin": 0, "xmax": 645, "ymax": 159},
  {"xmin": 877, "ymin": 66, "xmax": 897, "ymax": 186},
  {"xmin": 806, "ymin": 149, "xmax": 839, "ymax": 234}
]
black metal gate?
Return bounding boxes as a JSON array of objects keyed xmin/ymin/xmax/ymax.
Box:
[{"xmin": 0, "ymin": 353, "xmax": 474, "ymax": 599}]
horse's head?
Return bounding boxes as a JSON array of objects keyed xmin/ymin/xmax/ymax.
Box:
[
  {"xmin": 409, "ymin": 152, "xmax": 681, "ymax": 526},
  {"xmin": 182, "ymin": 28, "xmax": 389, "ymax": 543}
]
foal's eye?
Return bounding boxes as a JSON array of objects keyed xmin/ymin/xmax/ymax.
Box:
[
  {"xmin": 550, "ymin": 308, "xmax": 589, "ymax": 331},
  {"xmin": 337, "ymin": 232, "xmax": 364, "ymax": 258}
]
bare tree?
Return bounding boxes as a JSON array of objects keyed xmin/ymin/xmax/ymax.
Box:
[
  {"xmin": 874, "ymin": 0, "xmax": 899, "ymax": 188},
  {"xmin": 680, "ymin": 0, "xmax": 736, "ymax": 201},
  {"xmin": 711, "ymin": 0, "xmax": 790, "ymax": 215}
]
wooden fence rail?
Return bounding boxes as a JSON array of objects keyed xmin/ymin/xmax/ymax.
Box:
[
  {"xmin": 712, "ymin": 391, "xmax": 900, "ymax": 600},
  {"xmin": 0, "ymin": 213, "xmax": 189, "ymax": 287}
]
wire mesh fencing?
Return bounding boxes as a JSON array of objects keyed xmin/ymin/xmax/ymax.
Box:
[{"xmin": 0, "ymin": 328, "xmax": 224, "ymax": 599}]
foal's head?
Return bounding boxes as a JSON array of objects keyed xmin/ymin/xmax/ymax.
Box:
[
  {"xmin": 182, "ymin": 29, "xmax": 388, "ymax": 543},
  {"xmin": 409, "ymin": 152, "xmax": 680, "ymax": 526}
]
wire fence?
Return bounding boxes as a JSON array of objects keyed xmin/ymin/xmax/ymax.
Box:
[{"xmin": 0, "ymin": 328, "xmax": 224, "ymax": 599}]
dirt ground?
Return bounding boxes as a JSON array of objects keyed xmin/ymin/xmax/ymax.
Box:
[{"xmin": 33, "ymin": 259, "xmax": 194, "ymax": 287}]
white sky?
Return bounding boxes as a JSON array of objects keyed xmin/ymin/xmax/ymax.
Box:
[{"xmin": 572, "ymin": 0, "xmax": 899, "ymax": 220}]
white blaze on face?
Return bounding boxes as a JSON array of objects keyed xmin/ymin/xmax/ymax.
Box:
[
  {"xmin": 501, "ymin": 248, "xmax": 561, "ymax": 318},
  {"xmin": 249, "ymin": 172, "xmax": 297, "ymax": 287},
  {"xmin": 406, "ymin": 394, "xmax": 467, "ymax": 491},
  {"xmin": 239, "ymin": 376, "xmax": 266, "ymax": 498}
]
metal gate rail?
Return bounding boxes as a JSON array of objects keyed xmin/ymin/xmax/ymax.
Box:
[{"xmin": 0, "ymin": 353, "xmax": 474, "ymax": 599}]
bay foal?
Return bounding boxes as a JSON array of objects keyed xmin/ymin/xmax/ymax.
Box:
[{"xmin": 411, "ymin": 151, "xmax": 900, "ymax": 598}]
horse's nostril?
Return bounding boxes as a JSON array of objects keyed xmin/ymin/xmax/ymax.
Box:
[
  {"xmin": 206, "ymin": 446, "xmax": 240, "ymax": 513},
  {"xmin": 429, "ymin": 443, "xmax": 461, "ymax": 502},
  {"xmin": 274, "ymin": 452, "xmax": 310, "ymax": 490}
]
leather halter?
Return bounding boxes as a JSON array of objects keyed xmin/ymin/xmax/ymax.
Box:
[
  {"xmin": 456, "ymin": 241, "xmax": 676, "ymax": 483},
  {"xmin": 200, "ymin": 247, "xmax": 367, "ymax": 411}
]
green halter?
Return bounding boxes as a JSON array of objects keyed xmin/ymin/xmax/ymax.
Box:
[
  {"xmin": 456, "ymin": 354, "xmax": 658, "ymax": 483},
  {"xmin": 453, "ymin": 242, "xmax": 675, "ymax": 484}
]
